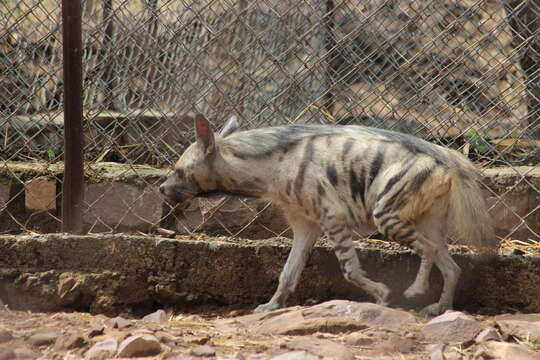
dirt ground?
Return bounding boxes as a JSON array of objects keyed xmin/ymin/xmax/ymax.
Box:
[{"xmin": 1, "ymin": 298, "xmax": 540, "ymax": 360}]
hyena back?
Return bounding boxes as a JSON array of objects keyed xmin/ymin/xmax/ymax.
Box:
[{"xmin": 160, "ymin": 114, "xmax": 495, "ymax": 316}]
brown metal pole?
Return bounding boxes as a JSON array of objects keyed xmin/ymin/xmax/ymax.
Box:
[{"xmin": 61, "ymin": 0, "xmax": 84, "ymax": 233}]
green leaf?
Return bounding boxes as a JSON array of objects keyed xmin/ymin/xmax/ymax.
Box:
[{"xmin": 466, "ymin": 129, "xmax": 489, "ymax": 154}]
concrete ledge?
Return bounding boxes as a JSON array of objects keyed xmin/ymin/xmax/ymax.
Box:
[
  {"xmin": 1, "ymin": 162, "xmax": 538, "ymax": 240},
  {"xmin": 0, "ymin": 234, "xmax": 539, "ymax": 316}
]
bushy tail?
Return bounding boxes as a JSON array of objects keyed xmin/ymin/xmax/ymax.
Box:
[{"xmin": 448, "ymin": 162, "xmax": 497, "ymax": 253}]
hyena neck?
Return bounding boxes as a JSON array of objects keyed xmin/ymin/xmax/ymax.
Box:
[{"xmin": 202, "ymin": 144, "xmax": 272, "ymax": 199}]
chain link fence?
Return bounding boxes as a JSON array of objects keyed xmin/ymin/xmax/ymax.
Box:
[{"xmin": 1, "ymin": 0, "xmax": 539, "ymax": 246}]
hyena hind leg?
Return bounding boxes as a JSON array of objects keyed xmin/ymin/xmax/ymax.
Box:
[
  {"xmin": 403, "ymin": 240, "xmax": 437, "ymax": 299},
  {"xmin": 325, "ymin": 218, "xmax": 390, "ymax": 306},
  {"xmin": 419, "ymin": 248, "xmax": 461, "ymax": 317},
  {"xmin": 254, "ymin": 216, "xmax": 321, "ymax": 313},
  {"xmin": 374, "ymin": 204, "xmax": 460, "ymax": 316},
  {"xmin": 405, "ymin": 203, "xmax": 450, "ymax": 299}
]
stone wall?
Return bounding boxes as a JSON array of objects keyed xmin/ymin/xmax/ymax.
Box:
[{"xmin": 0, "ymin": 161, "xmax": 538, "ymax": 241}]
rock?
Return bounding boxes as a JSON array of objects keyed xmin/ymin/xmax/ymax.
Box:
[
  {"xmin": 422, "ymin": 311, "xmax": 481, "ymax": 344},
  {"xmin": 342, "ymin": 332, "xmax": 374, "ymax": 346},
  {"xmin": 163, "ymin": 352, "xmax": 185, "ymax": 360},
  {"xmin": 301, "ymin": 301, "xmax": 417, "ymax": 330},
  {"xmin": 191, "ymin": 344, "xmax": 216, "ymax": 357},
  {"xmin": 0, "ymin": 348, "xmax": 15, "ymax": 360},
  {"xmin": 372, "ymin": 334, "xmax": 415, "ymax": 354},
  {"xmin": 286, "ymin": 336, "xmax": 354, "ymax": 360},
  {"xmin": 232, "ymin": 352, "xmax": 246, "ymax": 360},
  {"xmin": 13, "ymin": 347, "xmax": 39, "ymax": 359},
  {"xmin": 132, "ymin": 328, "xmax": 155, "ymax": 336},
  {"xmin": 190, "ymin": 335, "xmax": 211, "ymax": 345},
  {"xmin": 0, "ymin": 330, "xmax": 13, "ymax": 344},
  {"xmin": 142, "ymin": 309, "xmax": 168, "ymax": 322},
  {"xmin": 156, "ymin": 331, "xmax": 177, "ymax": 346},
  {"xmin": 475, "ymin": 328, "xmax": 501, "ymax": 343},
  {"xmin": 214, "ymin": 320, "xmax": 241, "ymax": 335},
  {"xmin": 235, "ymin": 300, "xmax": 417, "ymax": 336},
  {"xmin": 25, "ymin": 177, "xmax": 56, "ymax": 213},
  {"xmin": 83, "ymin": 182, "xmax": 162, "ymax": 232},
  {"xmin": 57, "ymin": 276, "xmax": 82, "ymax": 304},
  {"xmin": 85, "ymin": 339, "xmax": 118, "ymax": 360},
  {"xmin": 88, "ymin": 324, "xmax": 105, "ymax": 338},
  {"xmin": 54, "ymin": 333, "xmax": 86, "ymax": 351},
  {"xmin": 426, "ymin": 344, "xmax": 446, "ymax": 360},
  {"xmin": 496, "ymin": 313, "xmax": 540, "ymax": 343},
  {"xmin": 475, "ymin": 341, "xmax": 540, "ymax": 360},
  {"xmin": 106, "ymin": 316, "xmax": 132, "ymax": 329},
  {"xmin": 117, "ymin": 334, "xmax": 161, "ymax": 357},
  {"xmin": 270, "ymin": 351, "xmax": 318, "ymax": 360},
  {"xmin": 29, "ymin": 330, "xmax": 62, "ymax": 347}
]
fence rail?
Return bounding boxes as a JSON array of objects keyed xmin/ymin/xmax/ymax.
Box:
[{"xmin": 0, "ymin": 0, "xmax": 538, "ymax": 245}]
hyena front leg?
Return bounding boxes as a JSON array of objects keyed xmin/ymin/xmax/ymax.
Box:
[
  {"xmin": 324, "ymin": 215, "xmax": 390, "ymax": 306},
  {"xmin": 254, "ymin": 216, "xmax": 321, "ymax": 313}
]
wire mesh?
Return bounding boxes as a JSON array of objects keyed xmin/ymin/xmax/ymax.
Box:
[{"xmin": 0, "ymin": 0, "xmax": 538, "ymax": 245}]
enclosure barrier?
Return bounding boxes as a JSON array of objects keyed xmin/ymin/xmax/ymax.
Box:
[{"xmin": 0, "ymin": 0, "xmax": 538, "ymax": 247}]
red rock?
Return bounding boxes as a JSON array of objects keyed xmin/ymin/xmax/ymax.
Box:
[
  {"xmin": 236, "ymin": 301, "xmax": 416, "ymax": 336},
  {"xmin": 85, "ymin": 339, "xmax": 118, "ymax": 360},
  {"xmin": 163, "ymin": 352, "xmax": 185, "ymax": 360},
  {"xmin": 156, "ymin": 331, "xmax": 177, "ymax": 346},
  {"xmin": 190, "ymin": 344, "xmax": 216, "ymax": 357},
  {"xmin": 372, "ymin": 334, "xmax": 415, "ymax": 354},
  {"xmin": 13, "ymin": 347, "xmax": 39, "ymax": 359},
  {"xmin": 117, "ymin": 334, "xmax": 161, "ymax": 357},
  {"xmin": 422, "ymin": 311, "xmax": 481, "ymax": 344},
  {"xmin": 302, "ymin": 301, "xmax": 417, "ymax": 330},
  {"xmin": 270, "ymin": 350, "xmax": 318, "ymax": 360},
  {"xmin": 87, "ymin": 324, "xmax": 105, "ymax": 338},
  {"xmin": 106, "ymin": 316, "xmax": 132, "ymax": 329},
  {"xmin": 54, "ymin": 333, "xmax": 86, "ymax": 351},
  {"xmin": 0, "ymin": 330, "xmax": 13, "ymax": 344},
  {"xmin": 57, "ymin": 276, "xmax": 81, "ymax": 304},
  {"xmin": 29, "ymin": 331, "xmax": 62, "ymax": 347},
  {"xmin": 343, "ymin": 332, "xmax": 374, "ymax": 346},
  {"xmin": 496, "ymin": 313, "xmax": 540, "ymax": 343},
  {"xmin": 475, "ymin": 341, "xmax": 540, "ymax": 360},
  {"xmin": 0, "ymin": 348, "xmax": 15, "ymax": 360},
  {"xmin": 475, "ymin": 328, "xmax": 501, "ymax": 343},
  {"xmin": 25, "ymin": 177, "xmax": 56, "ymax": 212},
  {"xmin": 142, "ymin": 309, "xmax": 168, "ymax": 322},
  {"xmin": 286, "ymin": 336, "xmax": 354, "ymax": 360}
]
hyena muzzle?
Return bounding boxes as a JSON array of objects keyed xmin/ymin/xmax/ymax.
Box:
[{"xmin": 160, "ymin": 114, "xmax": 496, "ymax": 316}]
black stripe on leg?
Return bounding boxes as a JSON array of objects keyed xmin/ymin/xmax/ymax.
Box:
[
  {"xmin": 379, "ymin": 215, "xmax": 399, "ymax": 228},
  {"xmin": 395, "ymin": 228, "xmax": 416, "ymax": 243}
]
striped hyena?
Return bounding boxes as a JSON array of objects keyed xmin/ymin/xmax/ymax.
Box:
[{"xmin": 160, "ymin": 114, "xmax": 495, "ymax": 316}]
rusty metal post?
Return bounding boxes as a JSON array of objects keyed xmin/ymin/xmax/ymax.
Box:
[{"xmin": 61, "ymin": 0, "xmax": 84, "ymax": 233}]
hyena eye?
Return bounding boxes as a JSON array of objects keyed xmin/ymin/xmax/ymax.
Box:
[{"xmin": 175, "ymin": 168, "xmax": 184, "ymax": 179}]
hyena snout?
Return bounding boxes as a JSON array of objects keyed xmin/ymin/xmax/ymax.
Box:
[{"xmin": 159, "ymin": 178, "xmax": 182, "ymax": 202}]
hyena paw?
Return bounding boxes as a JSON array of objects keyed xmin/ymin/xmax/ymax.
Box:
[
  {"xmin": 253, "ymin": 301, "xmax": 280, "ymax": 313},
  {"xmin": 404, "ymin": 283, "xmax": 427, "ymax": 299},
  {"xmin": 418, "ymin": 302, "xmax": 449, "ymax": 318}
]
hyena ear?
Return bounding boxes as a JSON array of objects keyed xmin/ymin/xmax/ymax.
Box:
[
  {"xmin": 219, "ymin": 115, "xmax": 240, "ymax": 138},
  {"xmin": 194, "ymin": 114, "xmax": 216, "ymax": 156}
]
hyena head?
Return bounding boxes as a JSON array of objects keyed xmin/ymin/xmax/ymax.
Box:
[{"xmin": 159, "ymin": 114, "xmax": 239, "ymax": 208}]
